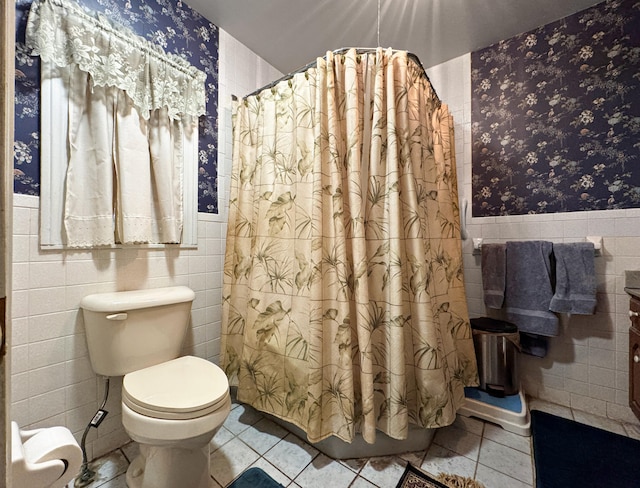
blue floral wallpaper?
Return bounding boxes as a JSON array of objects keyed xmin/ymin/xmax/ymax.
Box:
[
  {"xmin": 471, "ymin": 0, "xmax": 640, "ymax": 216},
  {"xmin": 14, "ymin": 0, "xmax": 219, "ymax": 214}
]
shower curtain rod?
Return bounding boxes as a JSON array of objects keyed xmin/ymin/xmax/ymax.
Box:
[{"xmin": 242, "ymin": 47, "xmax": 440, "ymax": 103}]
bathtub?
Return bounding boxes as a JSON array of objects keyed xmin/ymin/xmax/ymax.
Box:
[{"xmin": 268, "ymin": 414, "xmax": 435, "ymax": 459}]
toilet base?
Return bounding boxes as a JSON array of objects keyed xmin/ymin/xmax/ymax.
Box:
[{"xmin": 126, "ymin": 443, "xmax": 211, "ymax": 488}]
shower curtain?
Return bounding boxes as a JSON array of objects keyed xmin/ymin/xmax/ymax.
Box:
[{"xmin": 222, "ymin": 48, "xmax": 477, "ymax": 444}]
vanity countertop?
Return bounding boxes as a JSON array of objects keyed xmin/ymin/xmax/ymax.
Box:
[{"xmin": 625, "ymin": 287, "xmax": 640, "ymax": 300}]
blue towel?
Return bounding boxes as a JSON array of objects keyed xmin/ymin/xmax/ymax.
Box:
[
  {"xmin": 549, "ymin": 242, "xmax": 597, "ymax": 314},
  {"xmin": 504, "ymin": 241, "xmax": 559, "ymax": 337}
]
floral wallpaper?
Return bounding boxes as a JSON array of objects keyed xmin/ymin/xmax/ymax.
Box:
[
  {"xmin": 14, "ymin": 0, "xmax": 219, "ymax": 213},
  {"xmin": 471, "ymin": 0, "xmax": 640, "ymax": 216}
]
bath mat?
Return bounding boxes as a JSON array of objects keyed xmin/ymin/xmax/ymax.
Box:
[
  {"xmin": 531, "ymin": 410, "xmax": 640, "ymax": 487},
  {"xmin": 396, "ymin": 463, "xmax": 485, "ymax": 488},
  {"xmin": 228, "ymin": 467, "xmax": 284, "ymax": 488}
]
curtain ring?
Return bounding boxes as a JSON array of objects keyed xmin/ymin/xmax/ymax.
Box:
[{"xmin": 288, "ymin": 79, "xmax": 293, "ymax": 88}]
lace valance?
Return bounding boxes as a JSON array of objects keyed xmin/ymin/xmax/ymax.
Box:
[{"xmin": 25, "ymin": 0, "xmax": 207, "ymax": 120}]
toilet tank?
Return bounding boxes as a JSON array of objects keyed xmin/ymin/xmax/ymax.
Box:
[{"xmin": 80, "ymin": 286, "xmax": 196, "ymax": 376}]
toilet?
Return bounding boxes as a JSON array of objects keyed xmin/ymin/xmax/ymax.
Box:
[{"xmin": 80, "ymin": 286, "xmax": 231, "ymax": 488}]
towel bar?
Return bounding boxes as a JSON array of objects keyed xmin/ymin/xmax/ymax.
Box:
[{"xmin": 472, "ymin": 236, "xmax": 602, "ymax": 256}]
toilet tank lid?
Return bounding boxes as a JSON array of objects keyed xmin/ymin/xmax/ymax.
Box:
[{"xmin": 80, "ymin": 286, "xmax": 195, "ymax": 312}]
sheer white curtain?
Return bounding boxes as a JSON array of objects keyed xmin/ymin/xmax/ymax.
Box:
[
  {"xmin": 26, "ymin": 0, "xmax": 205, "ymax": 246},
  {"xmin": 64, "ymin": 67, "xmax": 186, "ymax": 245}
]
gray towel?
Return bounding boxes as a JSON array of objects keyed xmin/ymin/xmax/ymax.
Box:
[
  {"xmin": 549, "ymin": 242, "xmax": 597, "ymax": 314},
  {"xmin": 520, "ymin": 332, "xmax": 549, "ymax": 358},
  {"xmin": 481, "ymin": 243, "xmax": 506, "ymax": 309},
  {"xmin": 504, "ymin": 241, "xmax": 559, "ymax": 337}
]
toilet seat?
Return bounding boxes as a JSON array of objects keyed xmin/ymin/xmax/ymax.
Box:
[{"xmin": 123, "ymin": 356, "xmax": 229, "ymax": 420}]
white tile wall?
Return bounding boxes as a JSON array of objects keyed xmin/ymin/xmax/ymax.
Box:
[
  {"xmin": 428, "ymin": 54, "xmax": 640, "ymax": 426},
  {"xmin": 10, "ymin": 29, "xmax": 282, "ymax": 460}
]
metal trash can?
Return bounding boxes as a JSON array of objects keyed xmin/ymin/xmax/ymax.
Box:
[{"xmin": 470, "ymin": 317, "xmax": 520, "ymax": 397}]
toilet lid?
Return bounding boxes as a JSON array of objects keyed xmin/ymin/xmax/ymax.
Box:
[{"xmin": 123, "ymin": 356, "xmax": 229, "ymax": 420}]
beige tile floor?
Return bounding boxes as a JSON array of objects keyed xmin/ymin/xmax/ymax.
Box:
[{"xmin": 72, "ymin": 397, "xmax": 640, "ymax": 488}]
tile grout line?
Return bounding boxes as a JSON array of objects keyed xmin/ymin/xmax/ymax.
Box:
[{"xmin": 472, "ymin": 420, "xmax": 485, "ymax": 481}]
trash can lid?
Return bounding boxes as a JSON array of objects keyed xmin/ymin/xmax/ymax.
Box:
[{"xmin": 470, "ymin": 317, "xmax": 518, "ymax": 333}]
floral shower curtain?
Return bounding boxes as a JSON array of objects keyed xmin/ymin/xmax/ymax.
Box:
[{"xmin": 222, "ymin": 48, "xmax": 477, "ymax": 444}]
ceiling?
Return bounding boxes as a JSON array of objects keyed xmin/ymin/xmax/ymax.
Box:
[{"xmin": 185, "ymin": 0, "xmax": 603, "ymax": 75}]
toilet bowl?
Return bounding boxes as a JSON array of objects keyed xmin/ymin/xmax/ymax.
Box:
[
  {"xmin": 80, "ymin": 286, "xmax": 231, "ymax": 488},
  {"xmin": 122, "ymin": 356, "xmax": 231, "ymax": 488}
]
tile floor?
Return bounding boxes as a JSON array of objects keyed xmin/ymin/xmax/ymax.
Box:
[{"xmin": 72, "ymin": 397, "xmax": 640, "ymax": 488}]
